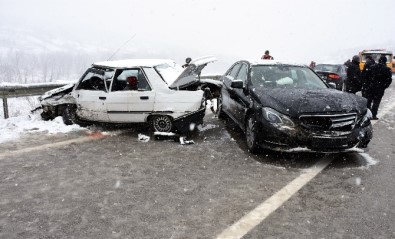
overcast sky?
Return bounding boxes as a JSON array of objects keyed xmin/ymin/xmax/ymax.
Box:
[{"xmin": 0, "ymin": 0, "xmax": 394, "ymax": 72}]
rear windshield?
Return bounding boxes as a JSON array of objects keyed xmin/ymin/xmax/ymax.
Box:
[
  {"xmin": 314, "ymin": 64, "xmax": 340, "ymax": 72},
  {"xmin": 250, "ymin": 65, "xmax": 328, "ymax": 90},
  {"xmin": 361, "ymin": 53, "xmax": 392, "ymax": 63}
]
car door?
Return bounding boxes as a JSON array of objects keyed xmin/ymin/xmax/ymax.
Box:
[
  {"xmin": 221, "ymin": 63, "xmax": 242, "ymax": 119},
  {"xmin": 73, "ymin": 69, "xmax": 111, "ymax": 122},
  {"xmin": 231, "ymin": 63, "xmax": 250, "ymax": 128},
  {"xmin": 106, "ymin": 68, "xmax": 155, "ymax": 123}
]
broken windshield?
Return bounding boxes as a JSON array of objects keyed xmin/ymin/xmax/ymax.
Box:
[
  {"xmin": 154, "ymin": 62, "xmax": 183, "ymax": 85},
  {"xmin": 76, "ymin": 67, "xmax": 115, "ymax": 91}
]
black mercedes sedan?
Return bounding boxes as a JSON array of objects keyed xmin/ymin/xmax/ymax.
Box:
[{"xmin": 217, "ymin": 60, "xmax": 373, "ymax": 153}]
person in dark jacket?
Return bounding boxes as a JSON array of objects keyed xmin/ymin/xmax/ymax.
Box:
[
  {"xmin": 182, "ymin": 57, "xmax": 192, "ymax": 68},
  {"xmin": 361, "ymin": 55, "xmax": 375, "ymax": 98},
  {"xmin": 261, "ymin": 50, "xmax": 274, "ymax": 60},
  {"xmin": 344, "ymin": 59, "xmax": 351, "ymax": 68},
  {"xmin": 364, "ymin": 55, "xmax": 392, "ymax": 120},
  {"xmin": 345, "ymin": 55, "xmax": 362, "ymax": 94}
]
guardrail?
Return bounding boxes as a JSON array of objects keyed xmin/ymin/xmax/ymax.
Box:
[
  {"xmin": 1, "ymin": 75, "xmax": 222, "ymax": 119},
  {"xmin": 1, "ymin": 83, "xmax": 67, "ymax": 119}
]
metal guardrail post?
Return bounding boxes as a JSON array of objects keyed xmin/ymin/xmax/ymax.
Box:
[{"xmin": 2, "ymin": 96, "xmax": 9, "ymax": 119}]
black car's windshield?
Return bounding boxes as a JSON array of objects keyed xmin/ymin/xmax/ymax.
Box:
[
  {"xmin": 314, "ymin": 64, "xmax": 340, "ymax": 72},
  {"xmin": 250, "ymin": 65, "xmax": 328, "ymax": 89}
]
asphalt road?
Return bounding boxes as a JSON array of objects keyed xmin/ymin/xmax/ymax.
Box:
[{"xmin": 1, "ymin": 83, "xmax": 395, "ymax": 239}]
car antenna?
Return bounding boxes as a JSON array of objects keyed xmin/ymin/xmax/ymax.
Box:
[{"xmin": 107, "ymin": 33, "xmax": 137, "ymax": 61}]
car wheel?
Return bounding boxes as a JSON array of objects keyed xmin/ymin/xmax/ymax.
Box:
[
  {"xmin": 151, "ymin": 115, "xmax": 173, "ymax": 132},
  {"xmin": 217, "ymin": 94, "xmax": 226, "ymax": 119},
  {"xmin": 62, "ymin": 104, "xmax": 78, "ymax": 125},
  {"xmin": 40, "ymin": 111, "xmax": 53, "ymax": 121},
  {"xmin": 245, "ymin": 115, "xmax": 260, "ymax": 153}
]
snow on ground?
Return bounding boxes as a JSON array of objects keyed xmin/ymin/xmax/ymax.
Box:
[
  {"xmin": 0, "ymin": 114, "xmax": 83, "ymax": 144},
  {"xmin": 358, "ymin": 153, "xmax": 379, "ymax": 167}
]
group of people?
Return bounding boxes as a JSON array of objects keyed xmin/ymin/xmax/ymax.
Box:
[{"xmin": 345, "ymin": 55, "xmax": 392, "ymax": 120}]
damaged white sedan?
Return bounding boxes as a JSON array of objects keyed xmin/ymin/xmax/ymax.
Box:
[{"xmin": 39, "ymin": 57, "xmax": 220, "ymax": 133}]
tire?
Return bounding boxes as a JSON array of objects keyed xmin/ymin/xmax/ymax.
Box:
[
  {"xmin": 151, "ymin": 115, "xmax": 173, "ymax": 132},
  {"xmin": 40, "ymin": 111, "xmax": 52, "ymax": 121},
  {"xmin": 245, "ymin": 115, "xmax": 260, "ymax": 153},
  {"xmin": 62, "ymin": 104, "xmax": 78, "ymax": 125},
  {"xmin": 217, "ymin": 94, "xmax": 226, "ymax": 119}
]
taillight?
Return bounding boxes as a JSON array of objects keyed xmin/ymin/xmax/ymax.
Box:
[{"xmin": 328, "ymin": 74, "xmax": 340, "ymax": 80}]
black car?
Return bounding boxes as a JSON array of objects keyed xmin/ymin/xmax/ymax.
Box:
[
  {"xmin": 217, "ymin": 60, "xmax": 373, "ymax": 153},
  {"xmin": 314, "ymin": 64, "xmax": 347, "ymax": 91}
]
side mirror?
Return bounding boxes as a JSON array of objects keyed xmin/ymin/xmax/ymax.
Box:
[
  {"xmin": 328, "ymin": 82, "xmax": 336, "ymax": 89},
  {"xmin": 231, "ymin": 80, "xmax": 244, "ymax": 89}
]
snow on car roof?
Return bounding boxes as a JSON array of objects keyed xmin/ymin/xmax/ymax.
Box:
[
  {"xmin": 92, "ymin": 59, "xmax": 176, "ymax": 68},
  {"xmin": 361, "ymin": 50, "xmax": 392, "ymax": 54},
  {"xmin": 247, "ymin": 59, "xmax": 305, "ymax": 67}
]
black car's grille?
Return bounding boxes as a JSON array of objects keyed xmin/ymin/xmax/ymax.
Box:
[{"xmin": 299, "ymin": 113, "xmax": 357, "ymax": 131}]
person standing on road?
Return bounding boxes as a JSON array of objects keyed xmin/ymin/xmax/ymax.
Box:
[
  {"xmin": 309, "ymin": 61, "xmax": 316, "ymax": 69},
  {"xmin": 344, "ymin": 59, "xmax": 351, "ymax": 68},
  {"xmin": 364, "ymin": 55, "xmax": 392, "ymax": 120},
  {"xmin": 345, "ymin": 55, "xmax": 362, "ymax": 94},
  {"xmin": 261, "ymin": 50, "xmax": 274, "ymax": 60},
  {"xmin": 361, "ymin": 55, "xmax": 375, "ymax": 98}
]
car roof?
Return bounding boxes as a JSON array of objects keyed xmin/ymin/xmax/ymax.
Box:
[
  {"xmin": 361, "ymin": 50, "xmax": 392, "ymax": 54},
  {"xmin": 246, "ymin": 59, "xmax": 306, "ymax": 67},
  {"xmin": 92, "ymin": 59, "xmax": 176, "ymax": 68},
  {"xmin": 316, "ymin": 63, "xmax": 342, "ymax": 66}
]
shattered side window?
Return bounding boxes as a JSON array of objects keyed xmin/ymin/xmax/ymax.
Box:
[{"xmin": 76, "ymin": 68, "xmax": 114, "ymax": 91}]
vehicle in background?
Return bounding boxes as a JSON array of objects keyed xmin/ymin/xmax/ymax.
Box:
[
  {"xmin": 217, "ymin": 60, "xmax": 372, "ymax": 153},
  {"xmin": 392, "ymin": 56, "xmax": 395, "ymax": 73},
  {"xmin": 39, "ymin": 57, "xmax": 221, "ymax": 133},
  {"xmin": 359, "ymin": 49, "xmax": 393, "ymax": 72},
  {"xmin": 314, "ymin": 64, "xmax": 347, "ymax": 91}
]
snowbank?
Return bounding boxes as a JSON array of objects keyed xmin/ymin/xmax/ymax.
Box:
[{"xmin": 0, "ymin": 114, "xmax": 83, "ymax": 144}]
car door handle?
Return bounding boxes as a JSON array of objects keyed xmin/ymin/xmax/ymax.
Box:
[
  {"xmin": 140, "ymin": 96, "xmax": 149, "ymax": 100},
  {"xmin": 99, "ymin": 96, "xmax": 106, "ymax": 100}
]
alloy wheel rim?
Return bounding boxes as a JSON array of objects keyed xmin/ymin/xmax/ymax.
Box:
[{"xmin": 154, "ymin": 116, "xmax": 172, "ymax": 132}]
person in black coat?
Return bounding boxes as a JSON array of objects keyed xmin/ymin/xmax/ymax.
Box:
[
  {"xmin": 364, "ymin": 55, "xmax": 392, "ymax": 120},
  {"xmin": 361, "ymin": 55, "xmax": 375, "ymax": 97},
  {"xmin": 345, "ymin": 55, "xmax": 361, "ymax": 94}
]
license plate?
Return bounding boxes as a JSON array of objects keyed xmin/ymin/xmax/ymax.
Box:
[{"xmin": 312, "ymin": 137, "xmax": 348, "ymax": 148}]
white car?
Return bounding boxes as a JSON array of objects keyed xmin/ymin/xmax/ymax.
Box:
[{"xmin": 39, "ymin": 56, "xmax": 220, "ymax": 132}]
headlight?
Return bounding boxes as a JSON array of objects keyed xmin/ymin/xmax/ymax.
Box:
[
  {"xmin": 358, "ymin": 109, "xmax": 372, "ymax": 127},
  {"xmin": 262, "ymin": 107, "xmax": 295, "ymax": 128}
]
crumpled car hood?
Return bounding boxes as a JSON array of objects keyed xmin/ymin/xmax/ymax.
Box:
[
  {"xmin": 169, "ymin": 56, "xmax": 217, "ymax": 89},
  {"xmin": 252, "ymin": 88, "xmax": 367, "ymax": 116},
  {"xmin": 39, "ymin": 83, "xmax": 75, "ymax": 100}
]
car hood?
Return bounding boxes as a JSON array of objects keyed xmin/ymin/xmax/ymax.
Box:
[
  {"xmin": 251, "ymin": 88, "xmax": 367, "ymax": 116},
  {"xmin": 169, "ymin": 56, "xmax": 217, "ymax": 89},
  {"xmin": 39, "ymin": 83, "xmax": 75, "ymax": 100}
]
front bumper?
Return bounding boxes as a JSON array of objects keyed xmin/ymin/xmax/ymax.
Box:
[{"xmin": 255, "ymin": 119, "xmax": 373, "ymax": 153}]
